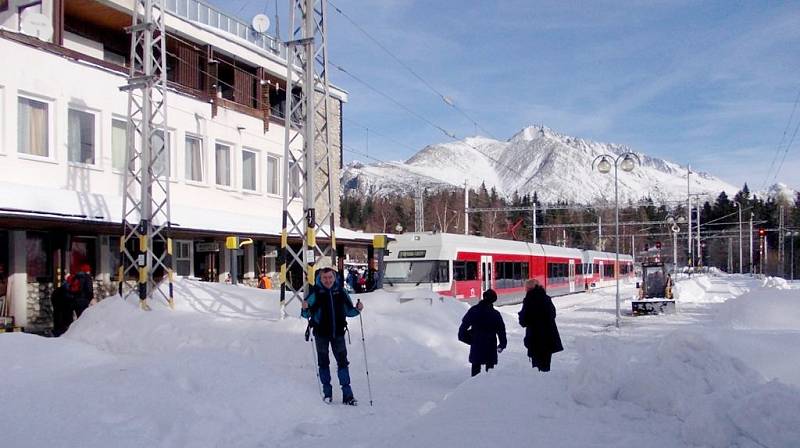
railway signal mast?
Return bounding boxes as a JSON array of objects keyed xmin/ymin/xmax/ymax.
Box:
[
  {"xmin": 119, "ymin": 0, "xmax": 174, "ymax": 310},
  {"xmin": 280, "ymin": 0, "xmax": 337, "ymax": 312}
]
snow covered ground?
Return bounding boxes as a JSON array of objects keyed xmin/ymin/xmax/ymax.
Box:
[{"xmin": 2, "ymin": 273, "xmax": 799, "ymax": 447}]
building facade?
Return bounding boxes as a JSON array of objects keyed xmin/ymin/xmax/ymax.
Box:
[{"xmin": 0, "ymin": 0, "xmax": 361, "ymax": 333}]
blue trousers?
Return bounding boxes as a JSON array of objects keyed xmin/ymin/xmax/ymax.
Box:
[{"xmin": 314, "ymin": 334, "xmax": 353, "ymax": 399}]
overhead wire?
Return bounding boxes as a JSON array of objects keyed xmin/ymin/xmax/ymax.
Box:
[
  {"xmin": 325, "ymin": 0, "xmax": 496, "ymax": 140},
  {"xmin": 762, "ymin": 88, "xmax": 800, "ymax": 190}
]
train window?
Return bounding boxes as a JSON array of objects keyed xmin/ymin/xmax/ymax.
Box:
[
  {"xmin": 453, "ymin": 261, "xmax": 478, "ymax": 281},
  {"xmin": 575, "ymin": 263, "xmax": 583, "ymax": 275},
  {"xmin": 385, "ymin": 260, "xmax": 450, "ymax": 284},
  {"xmin": 603, "ymin": 264, "xmax": 615, "ymax": 278},
  {"xmin": 493, "ymin": 261, "xmax": 527, "ymax": 288},
  {"xmin": 547, "ymin": 262, "xmax": 569, "ymax": 281},
  {"xmin": 594, "ymin": 263, "xmax": 599, "ymax": 275}
]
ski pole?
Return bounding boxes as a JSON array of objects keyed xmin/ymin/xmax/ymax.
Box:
[
  {"xmin": 307, "ymin": 325, "xmax": 324, "ymax": 399},
  {"xmin": 357, "ymin": 300, "xmax": 374, "ymax": 406}
]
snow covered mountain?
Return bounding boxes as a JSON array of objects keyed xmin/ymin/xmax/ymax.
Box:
[{"xmin": 342, "ymin": 125, "xmax": 738, "ymax": 204}]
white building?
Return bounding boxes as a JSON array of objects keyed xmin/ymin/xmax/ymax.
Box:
[{"xmin": 0, "ymin": 0, "xmax": 367, "ymax": 333}]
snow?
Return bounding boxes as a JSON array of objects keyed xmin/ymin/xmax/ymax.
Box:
[
  {"xmin": 343, "ymin": 124, "xmax": 738, "ymax": 202},
  {"xmin": 0, "ymin": 181, "xmax": 373, "ymax": 242},
  {"xmin": 2, "ymin": 273, "xmax": 800, "ymax": 447}
]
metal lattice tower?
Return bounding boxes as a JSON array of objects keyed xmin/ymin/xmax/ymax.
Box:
[
  {"xmin": 414, "ymin": 182, "xmax": 425, "ymax": 232},
  {"xmin": 118, "ymin": 0, "xmax": 174, "ymax": 310},
  {"xmin": 280, "ymin": 0, "xmax": 337, "ymax": 310}
]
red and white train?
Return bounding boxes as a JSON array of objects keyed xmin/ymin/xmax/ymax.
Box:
[{"xmin": 383, "ymin": 232, "xmax": 634, "ymax": 305}]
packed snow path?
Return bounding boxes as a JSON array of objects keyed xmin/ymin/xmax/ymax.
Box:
[{"xmin": 1, "ymin": 273, "xmax": 799, "ymax": 447}]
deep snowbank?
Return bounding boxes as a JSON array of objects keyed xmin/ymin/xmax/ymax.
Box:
[
  {"xmin": 2, "ymin": 275, "xmax": 800, "ymax": 447},
  {"xmin": 570, "ymin": 332, "xmax": 800, "ymax": 448}
]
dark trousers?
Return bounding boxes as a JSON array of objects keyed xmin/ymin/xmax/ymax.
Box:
[
  {"xmin": 471, "ymin": 363, "xmax": 495, "ymax": 377},
  {"xmin": 531, "ymin": 352, "xmax": 552, "ymax": 372},
  {"xmin": 314, "ymin": 334, "xmax": 353, "ymax": 399},
  {"xmin": 74, "ymin": 300, "xmax": 90, "ymax": 319}
]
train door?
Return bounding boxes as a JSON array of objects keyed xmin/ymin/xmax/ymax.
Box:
[
  {"xmin": 598, "ymin": 260, "xmax": 604, "ymax": 285},
  {"xmin": 569, "ymin": 259, "xmax": 576, "ymax": 293},
  {"xmin": 480, "ymin": 255, "xmax": 493, "ymax": 294}
]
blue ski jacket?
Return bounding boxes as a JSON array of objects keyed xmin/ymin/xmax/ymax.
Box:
[{"xmin": 301, "ymin": 273, "xmax": 360, "ymax": 337}]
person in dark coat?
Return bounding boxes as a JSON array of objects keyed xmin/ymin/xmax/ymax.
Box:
[
  {"xmin": 301, "ymin": 266, "xmax": 364, "ymax": 405},
  {"xmin": 518, "ymin": 279, "xmax": 563, "ymax": 372},
  {"xmin": 458, "ymin": 289, "xmax": 507, "ymax": 376},
  {"xmin": 68, "ymin": 264, "xmax": 94, "ymax": 319},
  {"xmin": 51, "ymin": 282, "xmax": 73, "ymax": 337}
]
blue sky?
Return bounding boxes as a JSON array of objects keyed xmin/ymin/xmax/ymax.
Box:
[{"xmin": 215, "ymin": 0, "xmax": 800, "ymax": 192}]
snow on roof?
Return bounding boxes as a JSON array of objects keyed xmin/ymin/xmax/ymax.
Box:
[{"xmin": 0, "ymin": 181, "xmax": 372, "ymax": 242}]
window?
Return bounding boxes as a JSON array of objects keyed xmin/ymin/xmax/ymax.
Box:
[
  {"xmin": 215, "ymin": 143, "xmax": 231, "ymax": 186},
  {"xmin": 242, "ymin": 149, "xmax": 257, "ymax": 191},
  {"xmin": 18, "ymin": 97, "xmax": 49, "ymax": 157},
  {"xmin": 384, "ymin": 260, "xmax": 449, "ymax": 284},
  {"xmin": 495, "ymin": 261, "xmax": 528, "ymax": 288},
  {"xmin": 111, "ymin": 119, "xmax": 127, "ymax": 170},
  {"xmin": 25, "ymin": 232, "xmax": 51, "ymax": 280},
  {"xmin": 603, "ymin": 264, "xmax": 615, "ymax": 278},
  {"xmin": 69, "ymin": 237, "xmax": 96, "ymax": 274},
  {"xmin": 109, "ymin": 236, "xmax": 121, "ymax": 281},
  {"xmin": 547, "ymin": 263, "xmax": 569, "ymax": 282},
  {"xmin": 153, "ymin": 130, "xmax": 171, "ymax": 177},
  {"xmin": 453, "ymin": 261, "xmax": 478, "ymax": 281},
  {"xmin": 185, "ymin": 135, "xmax": 204, "ymax": 182},
  {"xmin": 175, "ymin": 240, "xmax": 192, "ymax": 276},
  {"xmin": 266, "ymin": 154, "xmax": 279, "ymax": 195},
  {"xmin": 68, "ymin": 109, "xmax": 96, "ymax": 164}
]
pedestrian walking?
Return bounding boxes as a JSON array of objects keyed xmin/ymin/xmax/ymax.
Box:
[
  {"xmin": 458, "ymin": 289, "xmax": 507, "ymax": 376},
  {"xmin": 518, "ymin": 279, "xmax": 563, "ymax": 372}
]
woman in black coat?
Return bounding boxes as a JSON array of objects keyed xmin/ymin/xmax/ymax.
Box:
[
  {"xmin": 458, "ymin": 289, "xmax": 507, "ymax": 376},
  {"xmin": 518, "ymin": 279, "xmax": 563, "ymax": 372}
]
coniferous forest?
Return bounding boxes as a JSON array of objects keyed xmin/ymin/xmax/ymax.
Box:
[{"xmin": 341, "ymin": 183, "xmax": 800, "ymax": 277}]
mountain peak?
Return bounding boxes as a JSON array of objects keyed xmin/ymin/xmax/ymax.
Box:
[
  {"xmin": 509, "ymin": 124, "xmax": 561, "ymax": 143},
  {"xmin": 342, "ymin": 125, "xmax": 738, "ymax": 203}
]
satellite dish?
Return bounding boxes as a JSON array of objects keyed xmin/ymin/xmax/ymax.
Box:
[
  {"xmin": 251, "ymin": 14, "xmax": 270, "ymax": 33},
  {"xmin": 20, "ymin": 10, "xmax": 53, "ymax": 42}
]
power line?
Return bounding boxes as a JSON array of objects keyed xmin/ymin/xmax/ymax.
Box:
[
  {"xmin": 342, "ymin": 117, "xmax": 421, "ymax": 156},
  {"xmin": 326, "ymin": 0, "xmax": 496, "ymax": 140},
  {"xmin": 771, "ymin": 109, "xmax": 800, "ymax": 185},
  {"xmin": 762, "ymin": 88, "xmax": 800, "ymax": 190}
]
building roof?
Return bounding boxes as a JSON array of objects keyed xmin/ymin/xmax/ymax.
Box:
[{"xmin": 0, "ymin": 181, "xmax": 373, "ymax": 243}]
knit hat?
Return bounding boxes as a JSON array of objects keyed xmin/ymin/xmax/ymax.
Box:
[{"xmin": 482, "ymin": 289, "xmax": 497, "ymax": 303}]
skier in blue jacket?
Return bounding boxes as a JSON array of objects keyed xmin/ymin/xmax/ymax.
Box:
[{"xmin": 302, "ymin": 265, "xmax": 364, "ymax": 405}]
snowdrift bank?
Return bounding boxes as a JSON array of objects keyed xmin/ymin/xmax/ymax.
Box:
[
  {"xmin": 674, "ymin": 274, "xmax": 748, "ymax": 303},
  {"xmin": 570, "ymin": 332, "xmax": 800, "ymax": 448},
  {"xmin": 716, "ymin": 287, "xmax": 800, "ymax": 330},
  {"xmin": 3, "ymin": 275, "xmax": 800, "ymax": 448}
]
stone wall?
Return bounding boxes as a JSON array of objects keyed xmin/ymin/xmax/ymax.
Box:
[
  {"xmin": 26, "ymin": 281, "xmax": 54, "ymax": 333},
  {"xmin": 25, "ymin": 279, "xmax": 116, "ymax": 334},
  {"xmin": 313, "ymin": 93, "xmax": 343, "ymax": 227}
]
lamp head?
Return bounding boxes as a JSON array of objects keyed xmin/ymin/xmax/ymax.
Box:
[
  {"xmin": 620, "ymin": 154, "xmax": 636, "ymax": 172},
  {"xmin": 597, "ymin": 157, "xmax": 612, "ymax": 174}
]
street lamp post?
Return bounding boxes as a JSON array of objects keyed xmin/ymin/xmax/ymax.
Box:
[
  {"xmin": 790, "ymin": 231, "xmax": 797, "ymax": 281},
  {"xmin": 593, "ymin": 152, "xmax": 641, "ymax": 328},
  {"xmin": 666, "ymin": 216, "xmax": 685, "ymax": 273}
]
